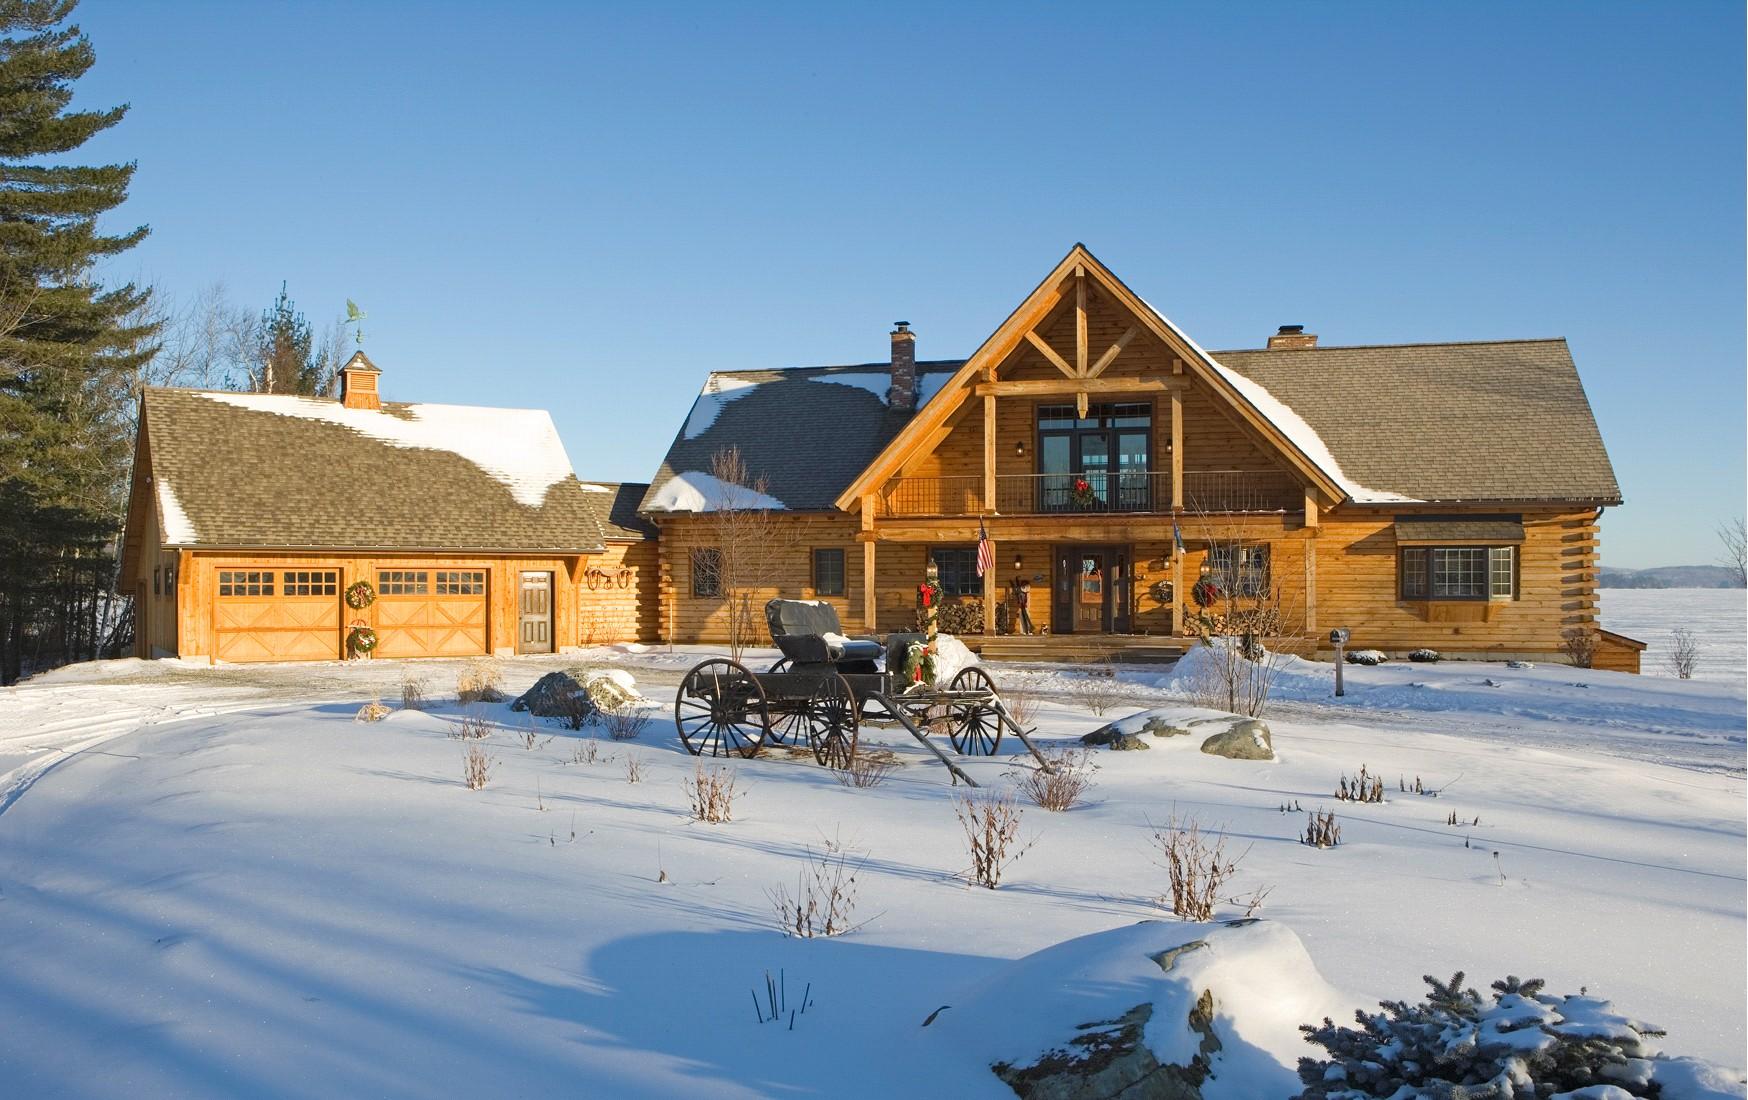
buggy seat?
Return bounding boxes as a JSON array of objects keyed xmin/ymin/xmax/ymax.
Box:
[{"xmin": 764, "ymin": 599, "xmax": 885, "ymax": 666}]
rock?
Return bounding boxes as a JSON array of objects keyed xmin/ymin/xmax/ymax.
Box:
[
  {"xmin": 1080, "ymin": 728, "xmax": 1150, "ymax": 751},
  {"xmin": 510, "ymin": 670, "xmax": 596, "ymax": 720},
  {"xmin": 354, "ymin": 701, "xmax": 391, "ymax": 723},
  {"xmin": 994, "ymin": 994, "xmax": 1217, "ymax": 1100},
  {"xmin": 583, "ymin": 669, "xmax": 641, "ymax": 711},
  {"xmin": 1143, "ymin": 717, "xmax": 1194, "ymax": 739},
  {"xmin": 1198, "ymin": 718, "xmax": 1273, "ymax": 761}
]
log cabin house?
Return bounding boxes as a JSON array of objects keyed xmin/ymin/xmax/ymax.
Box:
[
  {"xmin": 121, "ymin": 352, "xmax": 656, "ymax": 662},
  {"xmin": 642, "ymin": 243, "xmax": 1642, "ymax": 670}
]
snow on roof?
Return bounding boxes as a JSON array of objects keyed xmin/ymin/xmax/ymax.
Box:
[
  {"xmin": 645, "ymin": 470, "xmax": 788, "ymax": 513},
  {"xmin": 1138, "ymin": 298, "xmax": 1420, "ymax": 504},
  {"xmin": 683, "ymin": 375, "xmax": 762, "ymax": 440},
  {"xmin": 577, "ymin": 483, "xmax": 612, "ymax": 493},
  {"xmin": 156, "ymin": 476, "xmax": 197, "ymax": 544},
  {"xmin": 196, "ymin": 392, "xmax": 577, "ymax": 508},
  {"xmin": 804, "ymin": 372, "xmax": 890, "ymax": 398}
]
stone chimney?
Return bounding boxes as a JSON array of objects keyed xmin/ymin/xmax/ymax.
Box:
[
  {"xmin": 338, "ymin": 350, "xmax": 382, "ymax": 410},
  {"xmin": 1267, "ymin": 324, "xmax": 1317, "ymax": 350},
  {"xmin": 888, "ymin": 321, "xmax": 917, "ymax": 410}
]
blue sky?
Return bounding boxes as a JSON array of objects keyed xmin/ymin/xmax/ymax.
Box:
[{"xmin": 76, "ymin": 1, "xmax": 1743, "ymax": 569}]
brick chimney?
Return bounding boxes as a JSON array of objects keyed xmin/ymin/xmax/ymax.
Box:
[
  {"xmin": 1267, "ymin": 324, "xmax": 1317, "ymax": 350},
  {"xmin": 888, "ymin": 321, "xmax": 917, "ymax": 410},
  {"xmin": 338, "ymin": 350, "xmax": 382, "ymax": 410}
]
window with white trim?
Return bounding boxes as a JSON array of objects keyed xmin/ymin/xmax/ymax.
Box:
[
  {"xmin": 1400, "ymin": 546, "xmax": 1514, "ymax": 599},
  {"xmin": 378, "ymin": 570, "xmax": 430, "ymax": 595},
  {"xmin": 218, "ymin": 570, "xmax": 274, "ymax": 597},
  {"xmin": 436, "ymin": 571, "xmax": 486, "ymax": 595}
]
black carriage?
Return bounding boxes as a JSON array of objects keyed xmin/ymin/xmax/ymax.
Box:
[{"xmin": 673, "ymin": 600, "xmax": 1048, "ymax": 784}]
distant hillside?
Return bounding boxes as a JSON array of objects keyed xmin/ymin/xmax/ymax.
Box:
[{"xmin": 1600, "ymin": 565, "xmax": 1745, "ymax": 589}]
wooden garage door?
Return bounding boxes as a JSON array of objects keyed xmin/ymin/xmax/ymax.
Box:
[
  {"xmin": 213, "ymin": 569, "xmax": 342, "ymax": 662},
  {"xmin": 374, "ymin": 569, "xmax": 489, "ymax": 658}
]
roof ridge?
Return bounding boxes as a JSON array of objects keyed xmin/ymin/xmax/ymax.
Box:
[
  {"xmin": 1212, "ymin": 337, "xmax": 1570, "ymax": 354},
  {"xmin": 701, "ymin": 359, "xmax": 966, "ymax": 378}
]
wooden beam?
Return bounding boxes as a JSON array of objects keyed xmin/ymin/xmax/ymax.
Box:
[
  {"xmin": 1023, "ymin": 330, "xmax": 1076, "ymax": 379},
  {"xmin": 863, "ymin": 539, "xmax": 877, "ymax": 632},
  {"xmin": 1303, "ymin": 487, "xmax": 1319, "ymax": 529},
  {"xmin": 1170, "ymin": 358, "xmax": 1183, "ymax": 511},
  {"xmin": 1303, "ymin": 535, "xmax": 1317, "ymax": 633},
  {"xmin": 982, "ymin": 536, "xmax": 997, "ymax": 635},
  {"xmin": 1172, "ymin": 540, "xmax": 1184, "ymax": 639},
  {"xmin": 1075, "ymin": 270, "xmax": 1088, "ymax": 376},
  {"xmin": 1086, "ymin": 324, "xmax": 1140, "ymax": 379},
  {"xmin": 982, "ymin": 394, "xmax": 996, "ymax": 511},
  {"xmin": 974, "ymin": 376, "xmax": 1184, "ymax": 398}
]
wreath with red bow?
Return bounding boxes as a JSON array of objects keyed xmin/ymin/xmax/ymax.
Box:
[
  {"xmin": 917, "ymin": 579, "xmax": 939, "ymax": 609},
  {"xmin": 1070, "ymin": 477, "xmax": 1098, "ymax": 508},
  {"xmin": 1191, "ymin": 578, "xmax": 1222, "ymax": 608}
]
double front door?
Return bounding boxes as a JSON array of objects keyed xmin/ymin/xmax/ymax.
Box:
[{"xmin": 1052, "ymin": 546, "xmax": 1132, "ymax": 634}]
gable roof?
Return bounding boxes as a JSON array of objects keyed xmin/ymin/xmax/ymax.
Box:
[
  {"xmin": 133, "ymin": 388, "xmax": 608, "ymax": 553},
  {"xmin": 584, "ymin": 482, "xmax": 659, "ymax": 540},
  {"xmin": 638, "ymin": 362, "xmax": 964, "ymax": 513}
]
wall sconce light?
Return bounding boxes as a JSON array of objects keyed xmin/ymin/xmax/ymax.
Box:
[
  {"xmin": 1013, "ymin": 554, "xmax": 1023, "ymax": 571},
  {"xmin": 1015, "ymin": 441, "xmax": 1025, "ymax": 456},
  {"xmin": 1198, "ymin": 561, "xmax": 1211, "ymax": 577}
]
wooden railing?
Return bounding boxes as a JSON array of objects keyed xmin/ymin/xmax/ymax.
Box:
[{"xmin": 879, "ymin": 470, "xmax": 1301, "ymax": 517}]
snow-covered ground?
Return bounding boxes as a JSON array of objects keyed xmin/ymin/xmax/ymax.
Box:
[
  {"xmin": 1602, "ymin": 587, "xmax": 1746, "ymax": 685},
  {"xmin": 0, "ymin": 635, "xmax": 1742, "ymax": 1097}
]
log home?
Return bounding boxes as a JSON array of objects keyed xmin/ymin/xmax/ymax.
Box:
[
  {"xmin": 643, "ymin": 244, "xmax": 1639, "ymax": 669},
  {"xmin": 121, "ymin": 353, "xmax": 656, "ymax": 662}
]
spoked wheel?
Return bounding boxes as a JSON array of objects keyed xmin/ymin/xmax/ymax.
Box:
[
  {"xmin": 767, "ymin": 658, "xmax": 790, "ymax": 674},
  {"xmin": 805, "ymin": 672, "xmax": 860, "ymax": 770},
  {"xmin": 675, "ymin": 659, "xmax": 770, "ymax": 758},
  {"xmin": 946, "ymin": 666, "xmax": 1002, "ymax": 756}
]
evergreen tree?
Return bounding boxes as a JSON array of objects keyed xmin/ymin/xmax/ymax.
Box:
[
  {"xmin": 0, "ymin": 0, "xmax": 155, "ymax": 683},
  {"xmin": 250, "ymin": 282, "xmax": 327, "ymax": 395}
]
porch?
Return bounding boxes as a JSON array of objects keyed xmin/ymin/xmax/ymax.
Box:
[
  {"xmin": 962, "ymin": 633, "xmax": 1188, "ymax": 665},
  {"xmin": 879, "ymin": 469, "xmax": 1302, "ymax": 517}
]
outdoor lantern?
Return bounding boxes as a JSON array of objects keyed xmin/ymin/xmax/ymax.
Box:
[
  {"xmin": 1015, "ymin": 441, "xmax": 1025, "ymax": 456},
  {"xmin": 1013, "ymin": 554, "xmax": 1023, "ymax": 570},
  {"xmin": 1198, "ymin": 561, "xmax": 1211, "ymax": 576}
]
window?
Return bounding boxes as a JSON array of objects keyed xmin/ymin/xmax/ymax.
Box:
[
  {"xmin": 691, "ymin": 548, "xmax": 723, "ymax": 598},
  {"xmin": 378, "ymin": 570, "xmax": 429, "ymax": 595},
  {"xmin": 1207, "ymin": 544, "xmax": 1271, "ymax": 597},
  {"xmin": 812, "ymin": 548, "xmax": 845, "ymax": 597},
  {"xmin": 931, "ymin": 547, "xmax": 981, "ymax": 597},
  {"xmin": 153, "ymin": 567, "xmax": 161, "ymax": 597},
  {"xmin": 1400, "ymin": 547, "xmax": 1515, "ymax": 600},
  {"xmin": 283, "ymin": 570, "xmax": 339, "ymax": 596},
  {"xmin": 218, "ymin": 570, "xmax": 273, "ymax": 597},
  {"xmin": 437, "ymin": 570, "xmax": 486, "ymax": 595},
  {"xmin": 1035, "ymin": 402, "xmax": 1153, "ymax": 512}
]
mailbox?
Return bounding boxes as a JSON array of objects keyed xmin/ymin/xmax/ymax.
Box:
[{"xmin": 1329, "ymin": 628, "xmax": 1351, "ymax": 646}]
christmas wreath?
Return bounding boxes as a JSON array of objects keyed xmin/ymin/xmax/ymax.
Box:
[
  {"xmin": 344, "ymin": 579, "xmax": 377, "ymax": 609},
  {"xmin": 1191, "ymin": 577, "xmax": 1222, "ymax": 608},
  {"xmin": 1070, "ymin": 476, "xmax": 1098, "ymax": 509},
  {"xmin": 347, "ymin": 624, "xmax": 378, "ymax": 656},
  {"xmin": 916, "ymin": 579, "xmax": 939, "ymax": 609},
  {"xmin": 900, "ymin": 640, "xmax": 937, "ymax": 689},
  {"xmin": 1148, "ymin": 579, "xmax": 1174, "ymax": 605}
]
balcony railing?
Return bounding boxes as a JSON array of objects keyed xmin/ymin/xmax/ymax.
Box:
[{"xmin": 879, "ymin": 470, "xmax": 1301, "ymax": 517}]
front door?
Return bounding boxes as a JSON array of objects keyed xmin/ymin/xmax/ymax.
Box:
[
  {"xmin": 518, "ymin": 572, "xmax": 553, "ymax": 654},
  {"xmin": 1052, "ymin": 546, "xmax": 1133, "ymax": 634}
]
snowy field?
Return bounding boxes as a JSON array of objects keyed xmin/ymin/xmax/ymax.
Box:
[
  {"xmin": 0, "ymin": 632, "xmax": 1742, "ymax": 1096},
  {"xmin": 1601, "ymin": 587, "xmax": 1746, "ymax": 685}
]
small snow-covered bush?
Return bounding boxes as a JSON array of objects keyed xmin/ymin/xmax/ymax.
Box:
[
  {"xmin": 685, "ymin": 763, "xmax": 740, "ymax": 823},
  {"xmin": 457, "ymin": 658, "xmax": 507, "ymax": 704},
  {"xmin": 1335, "ymin": 765, "xmax": 1385, "ymax": 804},
  {"xmin": 1151, "ymin": 811, "xmax": 1251, "ymax": 921},
  {"xmin": 834, "ymin": 750, "xmax": 899, "ymax": 789},
  {"xmin": 1069, "ymin": 663, "xmax": 1122, "ymax": 716},
  {"xmin": 355, "ymin": 699, "xmax": 391, "ymax": 723},
  {"xmin": 1295, "ymin": 972, "xmax": 1738, "ymax": 1100},
  {"xmin": 1302, "ymin": 810, "xmax": 1341, "ymax": 848},
  {"xmin": 1010, "ymin": 747, "xmax": 1097, "ymax": 812},
  {"xmin": 954, "ymin": 789, "xmax": 1030, "ymax": 889},
  {"xmin": 768, "ymin": 843, "xmax": 867, "ymax": 938},
  {"xmin": 462, "ymin": 745, "xmax": 495, "ymax": 790},
  {"xmin": 1668, "ymin": 627, "xmax": 1700, "ymax": 680},
  {"xmin": 1408, "ymin": 648, "xmax": 1441, "ymax": 663},
  {"xmin": 1345, "ymin": 649, "xmax": 1387, "ymax": 666},
  {"xmin": 600, "ymin": 699, "xmax": 652, "ymax": 741},
  {"xmin": 400, "ymin": 674, "xmax": 428, "ymax": 710},
  {"xmin": 447, "ymin": 709, "xmax": 493, "ymax": 740},
  {"xmin": 1561, "ymin": 627, "xmax": 1598, "ymax": 669}
]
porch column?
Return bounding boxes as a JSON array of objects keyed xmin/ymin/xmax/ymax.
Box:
[
  {"xmin": 1304, "ymin": 533, "xmax": 1318, "ymax": 634},
  {"xmin": 1170, "ymin": 358, "xmax": 1184, "ymax": 510},
  {"xmin": 861, "ymin": 494, "xmax": 878, "ymax": 632},
  {"xmin": 983, "ymin": 393, "xmax": 997, "ymax": 512},
  {"xmin": 983, "ymin": 536, "xmax": 998, "ymax": 635},
  {"xmin": 1172, "ymin": 538, "xmax": 1185, "ymax": 638}
]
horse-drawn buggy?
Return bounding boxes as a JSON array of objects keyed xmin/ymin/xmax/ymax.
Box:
[{"xmin": 673, "ymin": 600, "xmax": 1050, "ymax": 785}]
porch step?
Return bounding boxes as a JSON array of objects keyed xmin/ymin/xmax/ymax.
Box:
[{"xmin": 967, "ymin": 635, "xmax": 1187, "ymax": 665}]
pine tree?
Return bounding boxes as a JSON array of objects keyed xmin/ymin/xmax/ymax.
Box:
[
  {"xmin": 250, "ymin": 282, "xmax": 327, "ymax": 395},
  {"xmin": 0, "ymin": 0, "xmax": 155, "ymax": 683}
]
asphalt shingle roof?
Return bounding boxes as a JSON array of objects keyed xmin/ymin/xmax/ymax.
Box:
[{"xmin": 140, "ymin": 388, "xmax": 607, "ymax": 552}]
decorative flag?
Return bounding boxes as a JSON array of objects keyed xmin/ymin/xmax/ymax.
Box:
[
  {"xmin": 976, "ymin": 517, "xmax": 994, "ymax": 578},
  {"xmin": 1173, "ymin": 523, "xmax": 1185, "ymax": 556}
]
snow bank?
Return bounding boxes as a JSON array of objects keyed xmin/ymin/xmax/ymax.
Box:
[
  {"xmin": 198, "ymin": 393, "xmax": 575, "ymax": 508},
  {"xmin": 927, "ymin": 919, "xmax": 1349, "ymax": 1100},
  {"xmin": 683, "ymin": 374, "xmax": 761, "ymax": 439},
  {"xmin": 155, "ymin": 476, "xmax": 197, "ymax": 543},
  {"xmin": 931, "ymin": 634, "xmax": 977, "ymax": 685},
  {"xmin": 645, "ymin": 471, "xmax": 788, "ymax": 512}
]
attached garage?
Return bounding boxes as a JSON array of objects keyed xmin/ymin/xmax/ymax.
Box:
[
  {"xmin": 373, "ymin": 568, "xmax": 490, "ymax": 659},
  {"xmin": 212, "ymin": 568, "xmax": 342, "ymax": 663}
]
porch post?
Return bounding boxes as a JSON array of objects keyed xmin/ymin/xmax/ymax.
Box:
[
  {"xmin": 983, "ymin": 393, "xmax": 997, "ymax": 512},
  {"xmin": 983, "ymin": 536, "xmax": 998, "ymax": 635},
  {"xmin": 1172, "ymin": 533, "xmax": 1185, "ymax": 638},
  {"xmin": 1170, "ymin": 358, "xmax": 1184, "ymax": 510},
  {"xmin": 861, "ymin": 494, "xmax": 878, "ymax": 632}
]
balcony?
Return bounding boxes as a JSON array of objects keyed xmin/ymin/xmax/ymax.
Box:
[{"xmin": 878, "ymin": 470, "xmax": 1302, "ymax": 517}]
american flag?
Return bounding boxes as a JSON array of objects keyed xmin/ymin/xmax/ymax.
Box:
[{"xmin": 975, "ymin": 518, "xmax": 994, "ymax": 578}]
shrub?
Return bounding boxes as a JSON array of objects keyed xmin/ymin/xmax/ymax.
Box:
[
  {"xmin": 399, "ymin": 674, "xmax": 429, "ymax": 710},
  {"xmin": 570, "ymin": 739, "xmax": 602, "ymax": 765},
  {"xmin": 1295, "ymin": 972, "xmax": 1715, "ymax": 1100},
  {"xmin": 834, "ymin": 750, "xmax": 899, "ymax": 789},
  {"xmin": 1335, "ymin": 764, "xmax": 1385, "ymax": 803},
  {"xmin": 457, "ymin": 658, "xmax": 507, "ymax": 704},
  {"xmin": 1010, "ymin": 747, "xmax": 1097, "ymax": 812},
  {"xmin": 462, "ymin": 745, "xmax": 495, "ymax": 790},
  {"xmin": 1561, "ymin": 627, "xmax": 1597, "ymax": 669},
  {"xmin": 1303, "ymin": 809, "xmax": 1341, "ymax": 848},
  {"xmin": 1407, "ymin": 648, "xmax": 1441, "ymax": 663},
  {"xmin": 355, "ymin": 699, "xmax": 391, "ymax": 723},
  {"xmin": 685, "ymin": 763, "xmax": 739, "ymax": 823},
  {"xmin": 1000, "ymin": 682, "xmax": 1042, "ymax": 729},
  {"xmin": 768, "ymin": 843, "xmax": 868, "ymax": 938},
  {"xmin": 1150, "ymin": 812, "xmax": 1249, "ymax": 921},
  {"xmin": 600, "ymin": 699, "xmax": 653, "ymax": 741},
  {"xmin": 624, "ymin": 752, "xmax": 645, "ymax": 784},
  {"xmin": 549, "ymin": 681, "xmax": 596, "ymax": 730},
  {"xmin": 447, "ymin": 709, "xmax": 493, "ymax": 740},
  {"xmin": 1069, "ymin": 662, "xmax": 1122, "ymax": 717},
  {"xmin": 1667, "ymin": 626, "xmax": 1700, "ymax": 680},
  {"xmin": 954, "ymin": 790, "xmax": 1030, "ymax": 889},
  {"xmin": 1345, "ymin": 648, "xmax": 1387, "ymax": 666}
]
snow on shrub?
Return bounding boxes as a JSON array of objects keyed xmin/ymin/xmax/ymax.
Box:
[
  {"xmin": 1344, "ymin": 649, "xmax": 1387, "ymax": 666},
  {"xmin": 1295, "ymin": 972, "xmax": 1746, "ymax": 1100},
  {"xmin": 1408, "ymin": 648, "xmax": 1442, "ymax": 663}
]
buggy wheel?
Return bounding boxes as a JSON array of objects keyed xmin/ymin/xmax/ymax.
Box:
[
  {"xmin": 806, "ymin": 672, "xmax": 860, "ymax": 770},
  {"xmin": 946, "ymin": 666, "xmax": 1002, "ymax": 756},
  {"xmin": 767, "ymin": 658, "xmax": 790, "ymax": 674},
  {"xmin": 674, "ymin": 659, "xmax": 769, "ymax": 759}
]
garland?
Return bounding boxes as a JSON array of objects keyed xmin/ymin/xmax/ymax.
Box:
[
  {"xmin": 344, "ymin": 579, "xmax": 377, "ymax": 609},
  {"xmin": 347, "ymin": 624, "xmax": 378, "ymax": 656}
]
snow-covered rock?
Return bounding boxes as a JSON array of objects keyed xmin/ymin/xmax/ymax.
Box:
[
  {"xmin": 510, "ymin": 668, "xmax": 642, "ymax": 719},
  {"xmin": 1083, "ymin": 707, "xmax": 1275, "ymax": 761},
  {"xmin": 1345, "ymin": 649, "xmax": 1387, "ymax": 666},
  {"xmin": 926, "ymin": 919, "xmax": 1348, "ymax": 1100},
  {"xmin": 1199, "ymin": 719, "xmax": 1273, "ymax": 761}
]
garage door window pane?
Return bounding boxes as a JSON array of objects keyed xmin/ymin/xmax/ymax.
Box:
[
  {"xmin": 379, "ymin": 571, "xmax": 429, "ymax": 595},
  {"xmin": 284, "ymin": 570, "xmax": 338, "ymax": 596},
  {"xmin": 437, "ymin": 571, "xmax": 485, "ymax": 595},
  {"xmin": 218, "ymin": 570, "xmax": 274, "ymax": 597}
]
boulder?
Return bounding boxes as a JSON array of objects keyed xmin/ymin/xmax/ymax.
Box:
[
  {"xmin": 994, "ymin": 993, "xmax": 1217, "ymax": 1100},
  {"xmin": 1080, "ymin": 728, "xmax": 1150, "ymax": 751},
  {"xmin": 1198, "ymin": 718, "xmax": 1273, "ymax": 761},
  {"xmin": 1142, "ymin": 718, "xmax": 1195, "ymax": 739},
  {"xmin": 510, "ymin": 669, "xmax": 596, "ymax": 720}
]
